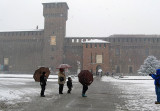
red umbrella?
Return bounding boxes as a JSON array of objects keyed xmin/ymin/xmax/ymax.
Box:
[
  {"xmin": 33, "ymin": 67, "xmax": 50, "ymax": 82},
  {"xmin": 56, "ymin": 64, "xmax": 72, "ymax": 69},
  {"xmin": 78, "ymin": 70, "xmax": 93, "ymax": 85}
]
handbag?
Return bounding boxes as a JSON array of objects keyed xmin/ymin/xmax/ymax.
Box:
[{"xmin": 59, "ymin": 77, "xmax": 64, "ymax": 82}]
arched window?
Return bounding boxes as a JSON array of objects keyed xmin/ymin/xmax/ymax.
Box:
[
  {"xmin": 145, "ymin": 48, "xmax": 149, "ymax": 56},
  {"xmin": 116, "ymin": 66, "xmax": 120, "ymax": 73},
  {"xmin": 95, "ymin": 44, "xmax": 97, "ymax": 48},
  {"xmin": 115, "ymin": 48, "xmax": 120, "ymax": 56},
  {"xmin": 72, "ymin": 39, "xmax": 74, "ymax": 43},
  {"xmin": 86, "ymin": 44, "xmax": 88, "ymax": 48},
  {"xmin": 90, "ymin": 44, "xmax": 92, "ymax": 48},
  {"xmin": 76, "ymin": 39, "xmax": 79, "ymax": 43},
  {"xmin": 129, "ymin": 66, "xmax": 133, "ymax": 73}
]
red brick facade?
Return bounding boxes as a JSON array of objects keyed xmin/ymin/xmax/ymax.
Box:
[{"xmin": 82, "ymin": 41, "xmax": 110, "ymax": 74}]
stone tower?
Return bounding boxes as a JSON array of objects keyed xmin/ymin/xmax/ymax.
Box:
[{"xmin": 42, "ymin": 2, "xmax": 69, "ymax": 70}]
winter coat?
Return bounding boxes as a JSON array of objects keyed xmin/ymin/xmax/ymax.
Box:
[
  {"xmin": 40, "ymin": 75, "xmax": 47, "ymax": 86},
  {"xmin": 150, "ymin": 69, "xmax": 160, "ymax": 86},
  {"xmin": 67, "ymin": 80, "xmax": 72, "ymax": 88},
  {"xmin": 58, "ymin": 72, "xmax": 66, "ymax": 84}
]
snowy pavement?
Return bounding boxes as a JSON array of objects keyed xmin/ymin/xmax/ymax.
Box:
[
  {"xmin": 0, "ymin": 74, "xmax": 78, "ymax": 111},
  {"xmin": 0, "ymin": 74, "xmax": 58, "ymax": 103},
  {"xmin": 102, "ymin": 76, "xmax": 159, "ymax": 110},
  {"xmin": 0, "ymin": 74, "xmax": 160, "ymax": 111}
]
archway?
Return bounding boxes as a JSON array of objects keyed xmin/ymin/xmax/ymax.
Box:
[{"xmin": 96, "ymin": 65, "xmax": 102, "ymax": 76}]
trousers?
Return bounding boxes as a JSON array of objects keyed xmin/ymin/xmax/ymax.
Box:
[
  {"xmin": 82, "ymin": 85, "xmax": 88, "ymax": 94},
  {"xmin": 155, "ymin": 85, "xmax": 160, "ymax": 102},
  {"xmin": 41, "ymin": 85, "xmax": 46, "ymax": 96},
  {"xmin": 59, "ymin": 84, "xmax": 64, "ymax": 94}
]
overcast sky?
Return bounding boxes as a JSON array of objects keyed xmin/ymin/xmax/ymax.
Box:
[{"xmin": 0, "ymin": 0, "xmax": 160, "ymax": 37}]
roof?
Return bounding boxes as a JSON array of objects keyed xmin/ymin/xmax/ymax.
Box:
[
  {"xmin": 65, "ymin": 34, "xmax": 160, "ymax": 38},
  {"xmin": 42, "ymin": 1, "xmax": 69, "ymax": 9},
  {"xmin": 65, "ymin": 36, "xmax": 108, "ymax": 38},
  {"xmin": 109, "ymin": 34, "xmax": 160, "ymax": 38},
  {"xmin": 0, "ymin": 29, "xmax": 44, "ymax": 33},
  {"xmin": 42, "ymin": 0, "xmax": 67, "ymax": 3},
  {"xmin": 82, "ymin": 39, "xmax": 110, "ymax": 44}
]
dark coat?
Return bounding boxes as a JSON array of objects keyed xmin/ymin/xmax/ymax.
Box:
[
  {"xmin": 67, "ymin": 80, "xmax": 72, "ymax": 88},
  {"xmin": 40, "ymin": 75, "xmax": 47, "ymax": 86},
  {"xmin": 150, "ymin": 69, "xmax": 160, "ymax": 85}
]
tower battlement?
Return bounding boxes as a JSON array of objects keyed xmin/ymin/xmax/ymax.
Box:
[{"xmin": 43, "ymin": 2, "xmax": 68, "ymax": 20}]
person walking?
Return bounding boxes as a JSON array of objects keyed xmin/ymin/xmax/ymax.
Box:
[
  {"xmin": 82, "ymin": 84, "xmax": 88, "ymax": 97},
  {"xmin": 58, "ymin": 68, "xmax": 66, "ymax": 94},
  {"xmin": 78, "ymin": 70, "xmax": 93, "ymax": 97},
  {"xmin": 67, "ymin": 77, "xmax": 73, "ymax": 94},
  {"xmin": 149, "ymin": 69, "xmax": 160, "ymax": 104},
  {"xmin": 40, "ymin": 72, "xmax": 47, "ymax": 97}
]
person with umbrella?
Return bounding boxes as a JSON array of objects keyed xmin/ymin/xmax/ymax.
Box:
[
  {"xmin": 40, "ymin": 72, "xmax": 47, "ymax": 97},
  {"xmin": 58, "ymin": 68, "xmax": 66, "ymax": 94},
  {"xmin": 149, "ymin": 69, "xmax": 160, "ymax": 104},
  {"xmin": 78, "ymin": 70, "xmax": 93, "ymax": 97}
]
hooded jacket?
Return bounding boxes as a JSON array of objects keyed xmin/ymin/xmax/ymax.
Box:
[{"xmin": 150, "ymin": 69, "xmax": 160, "ymax": 85}]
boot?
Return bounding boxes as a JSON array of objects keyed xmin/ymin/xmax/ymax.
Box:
[
  {"xmin": 155, "ymin": 101, "xmax": 160, "ymax": 104},
  {"xmin": 41, "ymin": 95, "xmax": 45, "ymax": 97},
  {"xmin": 82, "ymin": 94, "xmax": 87, "ymax": 97}
]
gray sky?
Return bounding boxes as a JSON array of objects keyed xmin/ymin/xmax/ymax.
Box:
[{"xmin": 0, "ymin": 0, "xmax": 160, "ymax": 37}]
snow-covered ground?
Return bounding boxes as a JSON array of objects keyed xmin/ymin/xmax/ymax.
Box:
[
  {"xmin": 101, "ymin": 76, "xmax": 160, "ymax": 111},
  {"xmin": 0, "ymin": 74, "xmax": 78, "ymax": 110},
  {"xmin": 1, "ymin": 74, "xmax": 160, "ymax": 110},
  {"xmin": 0, "ymin": 74, "xmax": 58, "ymax": 79}
]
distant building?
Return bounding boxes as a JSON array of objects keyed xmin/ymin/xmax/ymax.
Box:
[
  {"xmin": 82, "ymin": 39, "xmax": 110, "ymax": 75},
  {"xmin": 0, "ymin": 2, "xmax": 160, "ymax": 75}
]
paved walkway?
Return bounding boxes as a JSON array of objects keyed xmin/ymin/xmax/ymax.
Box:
[{"xmin": 21, "ymin": 77, "xmax": 127, "ymax": 111}]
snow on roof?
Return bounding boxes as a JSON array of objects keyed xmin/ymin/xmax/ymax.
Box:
[
  {"xmin": 65, "ymin": 36, "xmax": 108, "ymax": 38},
  {"xmin": 42, "ymin": 0, "xmax": 67, "ymax": 3},
  {"xmin": 0, "ymin": 29, "xmax": 44, "ymax": 32},
  {"xmin": 110, "ymin": 34, "xmax": 160, "ymax": 38},
  {"xmin": 83, "ymin": 39, "xmax": 110, "ymax": 43}
]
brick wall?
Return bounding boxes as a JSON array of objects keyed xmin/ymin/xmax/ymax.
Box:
[{"xmin": 82, "ymin": 42, "xmax": 110, "ymax": 74}]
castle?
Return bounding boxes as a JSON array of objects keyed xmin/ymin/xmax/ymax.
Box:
[{"xmin": 0, "ymin": 2, "xmax": 160, "ymax": 75}]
